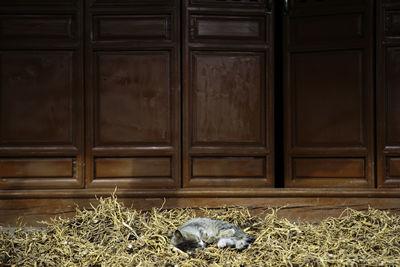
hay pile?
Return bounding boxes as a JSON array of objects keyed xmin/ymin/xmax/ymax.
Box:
[{"xmin": 1, "ymin": 195, "xmax": 400, "ymax": 266}]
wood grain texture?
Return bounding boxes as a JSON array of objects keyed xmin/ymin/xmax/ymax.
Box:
[
  {"xmin": 93, "ymin": 15, "xmax": 171, "ymax": 41},
  {"xmin": 284, "ymin": 0, "xmax": 374, "ymax": 188},
  {"xmin": 0, "ymin": 1, "xmax": 85, "ymax": 189},
  {"xmin": 0, "ymin": 158, "xmax": 73, "ymax": 178},
  {"xmin": 1, "ymin": 196, "xmax": 400, "ymax": 226},
  {"xmin": 376, "ymin": 0, "xmax": 400, "ymax": 187},
  {"xmin": 293, "ymin": 158, "xmax": 365, "ymax": 178},
  {"xmin": 192, "ymin": 157, "xmax": 265, "ymax": 177},
  {"xmin": 182, "ymin": 0, "xmax": 274, "ymax": 188},
  {"xmin": 95, "ymin": 157, "xmax": 171, "ymax": 178},
  {"xmin": 85, "ymin": 0, "xmax": 181, "ymax": 188}
]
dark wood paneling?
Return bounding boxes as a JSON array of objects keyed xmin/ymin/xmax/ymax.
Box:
[
  {"xmin": 289, "ymin": 13, "xmax": 363, "ymax": 46},
  {"xmin": 377, "ymin": 1, "xmax": 400, "ymax": 187},
  {"xmin": 192, "ymin": 157, "xmax": 265, "ymax": 177},
  {"xmin": 387, "ymin": 158, "xmax": 400, "ymax": 179},
  {"xmin": 86, "ymin": 0, "xmax": 180, "ymax": 188},
  {"xmin": 183, "ymin": 0, "xmax": 274, "ymax": 188},
  {"xmin": 292, "ymin": 50, "xmax": 364, "ymax": 147},
  {"xmin": 293, "ymin": 158, "xmax": 365, "ymax": 179},
  {"xmin": 95, "ymin": 157, "xmax": 171, "ymax": 178},
  {"xmin": 385, "ymin": 47, "xmax": 400, "ymax": 146},
  {"xmin": 0, "ymin": 52, "xmax": 74, "ymax": 145},
  {"xmin": 0, "ymin": 158, "xmax": 73, "ymax": 178},
  {"xmin": 191, "ymin": 52, "xmax": 265, "ymax": 145},
  {"xmin": 93, "ymin": 15, "xmax": 171, "ymax": 41},
  {"xmin": 384, "ymin": 9, "xmax": 400, "ymax": 39},
  {"xmin": 289, "ymin": 0, "xmax": 365, "ymax": 10},
  {"xmin": 0, "ymin": 2, "xmax": 84, "ymax": 189},
  {"xmin": 94, "ymin": 52, "xmax": 171, "ymax": 146},
  {"xmin": 284, "ymin": 0, "xmax": 374, "ymax": 188},
  {"xmin": 190, "ymin": 0, "xmax": 266, "ymax": 7},
  {"xmin": 0, "ymin": 0, "xmax": 78, "ymax": 7},
  {"xmin": 189, "ymin": 15, "xmax": 266, "ymax": 42},
  {"xmin": 0, "ymin": 15, "xmax": 75, "ymax": 41},
  {"xmin": 89, "ymin": 0, "xmax": 175, "ymax": 8}
]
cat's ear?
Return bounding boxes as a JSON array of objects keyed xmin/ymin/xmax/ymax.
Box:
[{"xmin": 173, "ymin": 230, "xmax": 183, "ymax": 239}]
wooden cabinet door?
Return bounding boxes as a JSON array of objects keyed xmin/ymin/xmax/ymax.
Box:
[
  {"xmin": 284, "ymin": 0, "xmax": 375, "ymax": 188},
  {"xmin": 0, "ymin": 1, "xmax": 84, "ymax": 189},
  {"xmin": 377, "ymin": 0, "xmax": 400, "ymax": 187},
  {"xmin": 85, "ymin": 0, "xmax": 181, "ymax": 188},
  {"xmin": 182, "ymin": 0, "xmax": 274, "ymax": 188}
]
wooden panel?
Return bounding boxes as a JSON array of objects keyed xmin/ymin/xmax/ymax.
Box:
[
  {"xmin": 0, "ymin": 15, "xmax": 75, "ymax": 41},
  {"xmin": 93, "ymin": 15, "xmax": 171, "ymax": 41},
  {"xmin": 95, "ymin": 157, "xmax": 171, "ymax": 178},
  {"xmin": 0, "ymin": 0, "xmax": 77, "ymax": 7},
  {"xmin": 94, "ymin": 51, "xmax": 171, "ymax": 146},
  {"xmin": 290, "ymin": 13, "xmax": 363, "ymax": 46},
  {"xmin": 0, "ymin": 0, "xmax": 84, "ymax": 189},
  {"xmin": 292, "ymin": 50, "xmax": 364, "ymax": 147},
  {"xmin": 0, "ymin": 52, "xmax": 74, "ymax": 146},
  {"xmin": 293, "ymin": 158, "xmax": 365, "ymax": 179},
  {"xmin": 192, "ymin": 157, "xmax": 265, "ymax": 177},
  {"xmin": 377, "ymin": 0, "xmax": 400, "ymax": 187},
  {"xmin": 387, "ymin": 158, "xmax": 400, "ymax": 178},
  {"xmin": 86, "ymin": 1, "xmax": 180, "ymax": 189},
  {"xmin": 191, "ymin": 52, "xmax": 265, "ymax": 145},
  {"xmin": 284, "ymin": 0, "xmax": 374, "ymax": 188},
  {"xmin": 0, "ymin": 158, "xmax": 73, "ymax": 178},
  {"xmin": 183, "ymin": 0, "xmax": 273, "ymax": 188},
  {"xmin": 290, "ymin": 0, "xmax": 365, "ymax": 9},
  {"xmin": 384, "ymin": 9, "xmax": 400, "ymax": 39},
  {"xmin": 385, "ymin": 47, "xmax": 400, "ymax": 146},
  {"xmin": 190, "ymin": 0, "xmax": 265, "ymax": 7},
  {"xmin": 89, "ymin": 0, "xmax": 175, "ymax": 7},
  {"xmin": 189, "ymin": 15, "xmax": 266, "ymax": 43}
]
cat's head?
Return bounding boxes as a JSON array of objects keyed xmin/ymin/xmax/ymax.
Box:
[{"xmin": 170, "ymin": 230, "xmax": 204, "ymax": 253}]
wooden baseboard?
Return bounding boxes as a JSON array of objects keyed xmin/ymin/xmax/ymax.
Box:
[
  {"xmin": 1, "ymin": 195, "xmax": 400, "ymax": 226},
  {"xmin": 1, "ymin": 188, "xmax": 400, "ymax": 198}
]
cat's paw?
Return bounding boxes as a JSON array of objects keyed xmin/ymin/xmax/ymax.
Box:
[
  {"xmin": 217, "ymin": 238, "xmax": 235, "ymax": 248},
  {"xmin": 235, "ymin": 240, "xmax": 249, "ymax": 250},
  {"xmin": 217, "ymin": 239, "xmax": 227, "ymax": 248}
]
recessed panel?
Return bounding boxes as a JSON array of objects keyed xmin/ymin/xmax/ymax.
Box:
[
  {"xmin": 189, "ymin": 15, "xmax": 266, "ymax": 43},
  {"xmin": 384, "ymin": 9, "xmax": 400, "ymax": 39},
  {"xmin": 0, "ymin": 158, "xmax": 73, "ymax": 178},
  {"xmin": 292, "ymin": 50, "xmax": 364, "ymax": 147},
  {"xmin": 192, "ymin": 157, "xmax": 265, "ymax": 177},
  {"xmin": 95, "ymin": 52, "xmax": 171, "ymax": 146},
  {"xmin": 0, "ymin": 0, "xmax": 77, "ymax": 6},
  {"xmin": 290, "ymin": 13, "xmax": 363, "ymax": 46},
  {"xmin": 387, "ymin": 157, "xmax": 400, "ymax": 178},
  {"xmin": 0, "ymin": 15, "xmax": 75, "ymax": 41},
  {"xmin": 95, "ymin": 157, "xmax": 171, "ymax": 178},
  {"xmin": 386, "ymin": 47, "xmax": 400, "ymax": 146},
  {"xmin": 90, "ymin": 0, "xmax": 174, "ymax": 7},
  {"xmin": 190, "ymin": 0, "xmax": 265, "ymax": 6},
  {"xmin": 291, "ymin": 0, "xmax": 365, "ymax": 9},
  {"xmin": 293, "ymin": 158, "xmax": 365, "ymax": 179},
  {"xmin": 0, "ymin": 52, "xmax": 74, "ymax": 145},
  {"xmin": 93, "ymin": 15, "xmax": 171, "ymax": 41},
  {"xmin": 191, "ymin": 52, "xmax": 265, "ymax": 145}
]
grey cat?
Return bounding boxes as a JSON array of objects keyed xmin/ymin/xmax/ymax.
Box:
[{"xmin": 170, "ymin": 218, "xmax": 255, "ymax": 253}]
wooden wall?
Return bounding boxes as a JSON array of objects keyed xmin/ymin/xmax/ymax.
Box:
[{"xmin": 0, "ymin": 0, "xmax": 400, "ymax": 225}]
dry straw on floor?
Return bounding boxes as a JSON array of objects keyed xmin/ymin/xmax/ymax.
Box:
[{"xmin": 1, "ymin": 194, "xmax": 400, "ymax": 266}]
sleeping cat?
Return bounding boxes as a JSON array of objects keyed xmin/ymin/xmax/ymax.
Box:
[{"xmin": 170, "ymin": 218, "xmax": 255, "ymax": 253}]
